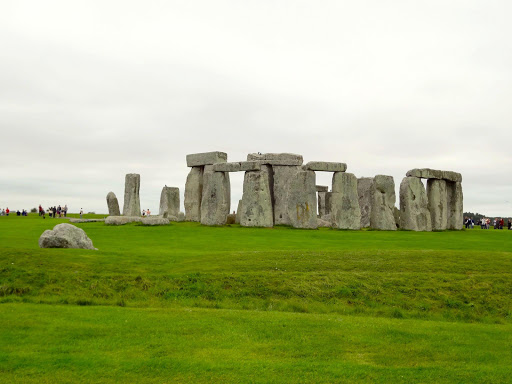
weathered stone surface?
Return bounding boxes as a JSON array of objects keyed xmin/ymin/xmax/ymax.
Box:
[
  {"xmin": 186, "ymin": 152, "xmax": 227, "ymax": 167},
  {"xmin": 273, "ymin": 165, "xmax": 301, "ymax": 225},
  {"xmin": 235, "ymin": 200, "xmax": 242, "ymax": 224},
  {"xmin": 159, "ymin": 186, "xmax": 180, "ymax": 217},
  {"xmin": 393, "ymin": 207, "xmax": 400, "ymax": 228},
  {"xmin": 370, "ymin": 175, "xmax": 397, "ymax": 231},
  {"xmin": 316, "ymin": 185, "xmax": 329, "ymax": 192},
  {"xmin": 39, "ymin": 223, "xmax": 96, "ymax": 250},
  {"xmin": 247, "ymin": 153, "xmax": 303, "ymax": 166},
  {"xmin": 226, "ymin": 214, "xmax": 236, "ymax": 225},
  {"xmin": 357, "ymin": 177, "xmax": 374, "ymax": 228},
  {"xmin": 406, "ymin": 168, "xmax": 462, "ymax": 183},
  {"xmin": 427, "ymin": 179, "xmax": 448, "ymax": 230},
  {"xmin": 123, "ymin": 174, "xmax": 141, "ymax": 216},
  {"xmin": 177, "ymin": 212, "xmax": 185, "ymax": 222},
  {"xmin": 240, "ymin": 165, "xmax": 274, "ymax": 227},
  {"xmin": 167, "ymin": 215, "xmax": 179, "ymax": 222},
  {"xmin": 399, "ymin": 177, "xmax": 432, "ymax": 231},
  {"xmin": 331, "ymin": 172, "xmax": 361, "ymax": 230},
  {"xmin": 317, "ymin": 218, "xmax": 331, "ymax": 228},
  {"xmin": 184, "ymin": 167, "xmax": 203, "ymax": 222},
  {"xmin": 304, "ymin": 162, "xmax": 347, "ymax": 172},
  {"xmin": 212, "ymin": 161, "xmax": 261, "ymax": 172},
  {"xmin": 318, "ymin": 191, "xmax": 327, "ymax": 218},
  {"xmin": 286, "ymin": 170, "xmax": 318, "ymax": 229},
  {"xmin": 105, "ymin": 216, "xmax": 142, "ymax": 225},
  {"xmin": 240, "ymin": 161, "xmax": 262, "ymax": 171},
  {"xmin": 141, "ymin": 217, "xmax": 170, "ymax": 226},
  {"xmin": 447, "ymin": 181, "xmax": 463, "ymax": 230},
  {"xmin": 200, "ymin": 165, "xmax": 230, "ymax": 226},
  {"xmin": 106, "ymin": 192, "xmax": 120, "ymax": 216},
  {"xmin": 69, "ymin": 218, "xmax": 105, "ymax": 223}
]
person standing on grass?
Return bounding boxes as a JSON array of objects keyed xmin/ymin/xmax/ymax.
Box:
[
  {"xmin": 146, "ymin": 209, "xmax": 151, "ymax": 217},
  {"xmin": 6, "ymin": 207, "xmax": 9, "ymax": 216},
  {"xmin": 52, "ymin": 206, "xmax": 56, "ymax": 218},
  {"xmin": 64, "ymin": 204, "xmax": 68, "ymax": 217},
  {"xmin": 499, "ymin": 218, "xmax": 504, "ymax": 229},
  {"xmin": 508, "ymin": 219, "xmax": 511, "ymax": 230},
  {"xmin": 80, "ymin": 208, "xmax": 83, "ymax": 219}
]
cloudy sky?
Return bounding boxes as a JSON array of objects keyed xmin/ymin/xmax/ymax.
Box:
[{"xmin": 1, "ymin": 0, "xmax": 511, "ymax": 216}]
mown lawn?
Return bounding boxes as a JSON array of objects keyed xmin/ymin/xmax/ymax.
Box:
[{"xmin": 0, "ymin": 214, "xmax": 511, "ymax": 382}]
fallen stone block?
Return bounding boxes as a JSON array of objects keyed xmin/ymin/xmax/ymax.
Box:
[
  {"xmin": 39, "ymin": 223, "xmax": 96, "ymax": 250},
  {"xmin": 105, "ymin": 216, "xmax": 142, "ymax": 225},
  {"xmin": 186, "ymin": 152, "xmax": 227, "ymax": 167},
  {"xmin": 141, "ymin": 217, "xmax": 170, "ymax": 226}
]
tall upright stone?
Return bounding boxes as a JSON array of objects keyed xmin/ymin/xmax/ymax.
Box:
[
  {"xmin": 286, "ymin": 170, "xmax": 317, "ymax": 229},
  {"xmin": 235, "ymin": 199, "xmax": 242, "ymax": 224},
  {"xmin": 357, "ymin": 177, "xmax": 374, "ymax": 228},
  {"xmin": 273, "ymin": 165, "xmax": 301, "ymax": 225},
  {"xmin": 399, "ymin": 177, "xmax": 432, "ymax": 231},
  {"xmin": 159, "ymin": 186, "xmax": 180, "ymax": 218},
  {"xmin": 184, "ymin": 167, "xmax": 203, "ymax": 222},
  {"xmin": 106, "ymin": 192, "xmax": 121, "ymax": 216},
  {"xmin": 240, "ymin": 165, "xmax": 274, "ymax": 227},
  {"xmin": 427, "ymin": 179, "xmax": 448, "ymax": 230},
  {"xmin": 123, "ymin": 173, "xmax": 141, "ymax": 216},
  {"xmin": 200, "ymin": 165, "xmax": 230, "ymax": 226},
  {"xmin": 447, "ymin": 181, "xmax": 463, "ymax": 230},
  {"xmin": 318, "ymin": 191, "xmax": 327, "ymax": 218},
  {"xmin": 331, "ymin": 172, "xmax": 361, "ymax": 230},
  {"xmin": 370, "ymin": 175, "xmax": 397, "ymax": 230}
]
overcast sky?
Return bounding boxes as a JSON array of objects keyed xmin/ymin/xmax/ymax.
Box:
[{"xmin": 1, "ymin": 1, "xmax": 511, "ymax": 216}]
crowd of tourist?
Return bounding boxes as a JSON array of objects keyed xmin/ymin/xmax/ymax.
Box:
[
  {"xmin": 464, "ymin": 217, "xmax": 512, "ymax": 230},
  {"xmin": 142, "ymin": 209, "xmax": 151, "ymax": 217},
  {"xmin": 37, "ymin": 204, "xmax": 69, "ymax": 219}
]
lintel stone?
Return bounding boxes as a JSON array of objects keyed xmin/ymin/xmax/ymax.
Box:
[
  {"xmin": 212, "ymin": 161, "xmax": 261, "ymax": 172},
  {"xmin": 304, "ymin": 161, "xmax": 347, "ymax": 172},
  {"xmin": 186, "ymin": 152, "xmax": 227, "ymax": 167},
  {"xmin": 247, "ymin": 153, "xmax": 303, "ymax": 166},
  {"xmin": 406, "ymin": 168, "xmax": 462, "ymax": 183}
]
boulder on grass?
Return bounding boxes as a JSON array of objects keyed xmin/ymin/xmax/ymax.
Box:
[
  {"xmin": 141, "ymin": 217, "xmax": 170, "ymax": 226},
  {"xmin": 39, "ymin": 223, "xmax": 96, "ymax": 250}
]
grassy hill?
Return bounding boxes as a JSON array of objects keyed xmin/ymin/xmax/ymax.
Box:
[{"xmin": 1, "ymin": 214, "xmax": 511, "ymax": 383}]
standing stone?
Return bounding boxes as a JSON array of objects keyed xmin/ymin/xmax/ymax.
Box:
[
  {"xmin": 447, "ymin": 181, "xmax": 463, "ymax": 230},
  {"xmin": 318, "ymin": 191, "xmax": 327, "ymax": 218},
  {"xmin": 370, "ymin": 175, "xmax": 397, "ymax": 231},
  {"xmin": 357, "ymin": 177, "xmax": 374, "ymax": 228},
  {"xmin": 235, "ymin": 200, "xmax": 242, "ymax": 224},
  {"xmin": 240, "ymin": 165, "xmax": 273, "ymax": 227},
  {"xmin": 184, "ymin": 167, "xmax": 203, "ymax": 222},
  {"xmin": 273, "ymin": 166, "xmax": 301, "ymax": 225},
  {"xmin": 427, "ymin": 179, "xmax": 448, "ymax": 230},
  {"xmin": 393, "ymin": 207, "xmax": 400, "ymax": 228},
  {"xmin": 286, "ymin": 170, "xmax": 317, "ymax": 229},
  {"xmin": 123, "ymin": 174, "xmax": 141, "ymax": 217},
  {"xmin": 159, "ymin": 186, "xmax": 180, "ymax": 218},
  {"xmin": 200, "ymin": 165, "xmax": 230, "ymax": 226},
  {"xmin": 106, "ymin": 192, "xmax": 120, "ymax": 216},
  {"xmin": 399, "ymin": 177, "xmax": 432, "ymax": 231},
  {"xmin": 331, "ymin": 172, "xmax": 361, "ymax": 230}
]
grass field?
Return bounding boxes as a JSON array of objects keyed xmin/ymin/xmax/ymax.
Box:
[{"xmin": 1, "ymin": 214, "xmax": 511, "ymax": 383}]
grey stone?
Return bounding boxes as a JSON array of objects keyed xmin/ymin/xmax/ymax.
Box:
[
  {"xmin": 447, "ymin": 181, "xmax": 463, "ymax": 230},
  {"xmin": 106, "ymin": 192, "xmax": 121, "ymax": 216},
  {"xmin": 240, "ymin": 161, "xmax": 262, "ymax": 171},
  {"xmin": 105, "ymin": 216, "xmax": 142, "ymax": 225},
  {"xmin": 357, "ymin": 178, "xmax": 374, "ymax": 228},
  {"xmin": 141, "ymin": 217, "xmax": 170, "ymax": 226},
  {"xmin": 406, "ymin": 168, "xmax": 462, "ymax": 183},
  {"xmin": 167, "ymin": 215, "xmax": 179, "ymax": 222},
  {"xmin": 240, "ymin": 165, "xmax": 274, "ymax": 227},
  {"xmin": 317, "ymin": 218, "xmax": 331, "ymax": 228},
  {"xmin": 286, "ymin": 170, "xmax": 318, "ymax": 229},
  {"xmin": 177, "ymin": 212, "xmax": 185, "ymax": 222},
  {"xmin": 247, "ymin": 153, "xmax": 303, "ymax": 166},
  {"xmin": 200, "ymin": 165, "xmax": 230, "ymax": 226},
  {"xmin": 273, "ymin": 165, "xmax": 301, "ymax": 225},
  {"xmin": 184, "ymin": 167, "xmax": 203, "ymax": 222},
  {"xmin": 331, "ymin": 172, "xmax": 361, "ymax": 230},
  {"xmin": 68, "ymin": 218, "xmax": 105, "ymax": 223},
  {"xmin": 39, "ymin": 223, "xmax": 96, "ymax": 250},
  {"xmin": 226, "ymin": 214, "xmax": 236, "ymax": 225},
  {"xmin": 304, "ymin": 162, "xmax": 347, "ymax": 172},
  {"xmin": 318, "ymin": 191, "xmax": 327, "ymax": 218},
  {"xmin": 212, "ymin": 161, "xmax": 262, "ymax": 172},
  {"xmin": 399, "ymin": 177, "xmax": 432, "ymax": 231},
  {"xmin": 393, "ymin": 207, "xmax": 400, "ymax": 228},
  {"xmin": 235, "ymin": 200, "xmax": 242, "ymax": 224},
  {"xmin": 316, "ymin": 185, "xmax": 329, "ymax": 192},
  {"xmin": 370, "ymin": 175, "xmax": 397, "ymax": 231},
  {"xmin": 427, "ymin": 179, "xmax": 448, "ymax": 230},
  {"xmin": 123, "ymin": 174, "xmax": 141, "ymax": 216},
  {"xmin": 186, "ymin": 151, "xmax": 227, "ymax": 167},
  {"xmin": 159, "ymin": 186, "xmax": 180, "ymax": 217}
]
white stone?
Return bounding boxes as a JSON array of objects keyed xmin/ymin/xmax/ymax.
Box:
[
  {"xmin": 399, "ymin": 177, "xmax": 432, "ymax": 231},
  {"xmin": 186, "ymin": 152, "xmax": 227, "ymax": 167},
  {"xmin": 331, "ymin": 172, "xmax": 361, "ymax": 230},
  {"xmin": 106, "ymin": 192, "xmax": 120, "ymax": 216},
  {"xmin": 159, "ymin": 186, "xmax": 180, "ymax": 217},
  {"xmin": 39, "ymin": 223, "xmax": 96, "ymax": 250},
  {"xmin": 200, "ymin": 165, "xmax": 230, "ymax": 226},
  {"xmin": 286, "ymin": 170, "xmax": 318, "ymax": 229},
  {"xmin": 123, "ymin": 174, "xmax": 141, "ymax": 216},
  {"xmin": 184, "ymin": 167, "xmax": 203, "ymax": 222},
  {"xmin": 240, "ymin": 165, "xmax": 274, "ymax": 227}
]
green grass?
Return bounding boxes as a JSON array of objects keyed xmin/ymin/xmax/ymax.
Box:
[{"xmin": 1, "ymin": 214, "xmax": 511, "ymax": 382}]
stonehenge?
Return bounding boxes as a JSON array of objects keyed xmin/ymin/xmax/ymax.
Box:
[{"xmin": 105, "ymin": 155, "xmax": 463, "ymax": 233}]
